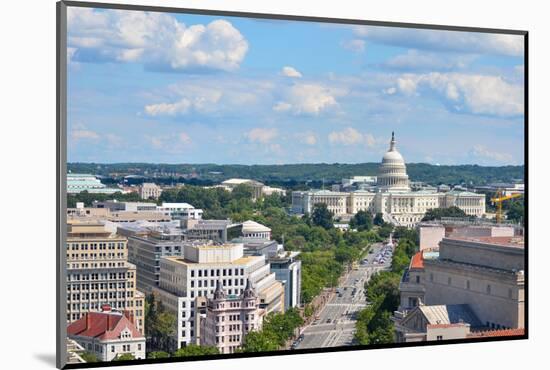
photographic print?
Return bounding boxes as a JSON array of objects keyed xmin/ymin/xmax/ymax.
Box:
[{"xmin": 58, "ymin": 2, "xmax": 527, "ymax": 368}]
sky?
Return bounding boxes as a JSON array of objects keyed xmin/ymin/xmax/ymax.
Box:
[{"xmin": 66, "ymin": 7, "xmax": 525, "ymax": 166}]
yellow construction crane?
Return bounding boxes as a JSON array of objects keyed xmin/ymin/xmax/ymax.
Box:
[{"xmin": 491, "ymin": 190, "xmax": 523, "ymax": 223}]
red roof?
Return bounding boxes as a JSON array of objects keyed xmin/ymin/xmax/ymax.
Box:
[
  {"xmin": 427, "ymin": 323, "xmax": 469, "ymax": 329},
  {"xmin": 410, "ymin": 251, "xmax": 424, "ymax": 269},
  {"xmin": 468, "ymin": 328, "xmax": 525, "ymax": 338},
  {"xmin": 67, "ymin": 311, "xmax": 143, "ymax": 341}
]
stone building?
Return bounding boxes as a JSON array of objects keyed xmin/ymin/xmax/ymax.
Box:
[
  {"xmin": 139, "ymin": 183, "xmax": 162, "ymax": 200},
  {"xmin": 291, "ymin": 132, "xmax": 486, "ymax": 227},
  {"xmin": 394, "ymin": 234, "xmax": 525, "ymax": 342},
  {"xmin": 200, "ymin": 280, "xmax": 265, "ymax": 354}
]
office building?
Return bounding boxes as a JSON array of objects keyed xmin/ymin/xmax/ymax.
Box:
[
  {"xmin": 139, "ymin": 183, "xmax": 162, "ymax": 200},
  {"xmin": 66, "ymin": 221, "xmax": 145, "ymax": 334}
]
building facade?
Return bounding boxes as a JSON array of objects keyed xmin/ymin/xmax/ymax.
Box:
[
  {"xmin": 394, "ymin": 234, "xmax": 525, "ymax": 342},
  {"xmin": 200, "ymin": 280, "xmax": 265, "ymax": 354},
  {"xmin": 66, "ymin": 222, "xmax": 145, "ymax": 334},
  {"xmin": 291, "ymin": 133, "xmax": 486, "ymax": 227}
]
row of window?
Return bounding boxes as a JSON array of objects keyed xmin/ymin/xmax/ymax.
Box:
[
  {"xmin": 68, "ymin": 242, "xmax": 125, "ymax": 251},
  {"xmin": 68, "ymin": 272, "xmax": 134, "ymax": 281},
  {"xmin": 68, "ymin": 282, "xmax": 130, "ymax": 290},
  {"xmin": 190, "ymin": 268, "xmax": 245, "ymax": 278}
]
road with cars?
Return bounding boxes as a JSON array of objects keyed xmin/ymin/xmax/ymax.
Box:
[{"xmin": 293, "ymin": 241, "xmax": 393, "ymax": 350}]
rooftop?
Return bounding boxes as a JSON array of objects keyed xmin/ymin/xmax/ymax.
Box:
[
  {"xmin": 449, "ymin": 236, "xmax": 524, "ymax": 249},
  {"xmin": 418, "ymin": 304, "xmax": 482, "ymax": 327},
  {"xmin": 67, "ymin": 310, "xmax": 143, "ymax": 341},
  {"xmin": 164, "ymin": 254, "xmax": 260, "ymax": 266},
  {"xmin": 468, "ymin": 328, "xmax": 525, "ymax": 338}
]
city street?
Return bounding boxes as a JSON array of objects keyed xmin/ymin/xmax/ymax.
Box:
[{"xmin": 295, "ymin": 242, "xmax": 391, "ymax": 349}]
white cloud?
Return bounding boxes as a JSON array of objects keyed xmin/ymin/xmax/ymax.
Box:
[
  {"xmin": 352, "ymin": 26, "xmax": 523, "ymax": 57},
  {"xmin": 148, "ymin": 131, "xmax": 192, "ymax": 152},
  {"xmin": 280, "ymin": 66, "xmax": 302, "ymax": 78},
  {"xmin": 382, "ymin": 49, "xmax": 474, "ymax": 71},
  {"xmin": 328, "ymin": 127, "xmax": 376, "ymax": 147},
  {"xmin": 341, "ymin": 39, "xmax": 366, "ymax": 53},
  {"xmin": 70, "ymin": 129, "xmax": 100, "ymax": 141},
  {"xmin": 296, "ymin": 132, "xmax": 318, "ymax": 146},
  {"xmin": 245, "ymin": 128, "xmax": 278, "ymax": 144},
  {"xmin": 383, "ymin": 87, "xmax": 397, "ymax": 95},
  {"xmin": 275, "ymin": 83, "xmax": 345, "ymax": 115},
  {"xmin": 67, "ymin": 8, "xmax": 248, "ymax": 71},
  {"xmin": 470, "ymin": 145, "xmax": 513, "ymax": 163},
  {"xmin": 394, "ymin": 72, "xmax": 524, "ymax": 116},
  {"xmin": 145, "ymin": 99, "xmax": 192, "ymax": 116},
  {"xmin": 144, "ymin": 85, "xmax": 224, "ymax": 116},
  {"xmin": 144, "ymin": 78, "xmax": 271, "ymax": 117}
]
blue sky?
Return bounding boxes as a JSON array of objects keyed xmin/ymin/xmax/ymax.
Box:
[{"xmin": 67, "ymin": 8, "xmax": 525, "ymax": 166}]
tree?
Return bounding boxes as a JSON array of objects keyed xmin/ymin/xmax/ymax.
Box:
[
  {"xmin": 422, "ymin": 206, "xmax": 468, "ymax": 221},
  {"xmin": 506, "ymin": 200, "xmax": 524, "ymax": 224},
  {"xmin": 173, "ymin": 345, "xmax": 219, "ymax": 357},
  {"xmin": 113, "ymin": 353, "xmax": 135, "ymax": 361},
  {"xmin": 311, "ymin": 203, "xmax": 334, "ymax": 229},
  {"xmin": 373, "ymin": 212, "xmax": 384, "ymax": 226},
  {"xmin": 147, "ymin": 351, "xmax": 170, "ymax": 359},
  {"xmin": 350, "ymin": 210, "xmax": 373, "ymax": 231},
  {"xmin": 240, "ymin": 331, "xmax": 280, "ymax": 352},
  {"xmin": 80, "ymin": 352, "xmax": 100, "ymax": 363}
]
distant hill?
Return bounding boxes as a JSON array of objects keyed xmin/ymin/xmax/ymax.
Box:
[{"xmin": 67, "ymin": 162, "xmax": 524, "ymax": 187}]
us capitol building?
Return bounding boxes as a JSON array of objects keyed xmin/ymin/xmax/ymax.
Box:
[{"xmin": 292, "ymin": 132, "xmax": 486, "ymax": 227}]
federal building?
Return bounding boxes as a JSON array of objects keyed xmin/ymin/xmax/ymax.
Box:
[{"xmin": 291, "ymin": 133, "xmax": 486, "ymax": 227}]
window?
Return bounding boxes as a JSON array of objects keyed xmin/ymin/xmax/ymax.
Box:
[
  {"xmin": 436, "ymin": 335, "xmax": 443, "ymax": 341},
  {"xmin": 487, "ymin": 284, "xmax": 492, "ymax": 294},
  {"xmin": 111, "ymin": 346, "xmax": 115, "ymax": 353},
  {"xmin": 466, "ymin": 280, "xmax": 470, "ymax": 290},
  {"xmin": 415, "ymin": 276, "xmax": 420, "ymax": 284}
]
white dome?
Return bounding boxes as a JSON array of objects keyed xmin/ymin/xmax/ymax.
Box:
[{"xmin": 382, "ymin": 150, "xmax": 405, "ymax": 163}]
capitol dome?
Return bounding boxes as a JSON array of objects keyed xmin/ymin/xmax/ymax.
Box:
[{"xmin": 377, "ymin": 132, "xmax": 410, "ymax": 192}]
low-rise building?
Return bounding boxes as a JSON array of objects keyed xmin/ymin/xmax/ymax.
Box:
[
  {"xmin": 139, "ymin": 183, "xmax": 162, "ymax": 200},
  {"xmin": 67, "ymin": 305, "xmax": 146, "ymax": 362},
  {"xmin": 67, "ymin": 173, "xmax": 120, "ymax": 195},
  {"xmin": 157, "ymin": 202, "xmax": 203, "ymax": 220},
  {"xmin": 200, "ymin": 280, "xmax": 265, "ymax": 354}
]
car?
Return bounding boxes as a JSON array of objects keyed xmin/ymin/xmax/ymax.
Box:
[
  {"xmin": 299, "ymin": 334, "xmax": 305, "ymax": 340},
  {"xmin": 326, "ymin": 318, "xmax": 332, "ymax": 323}
]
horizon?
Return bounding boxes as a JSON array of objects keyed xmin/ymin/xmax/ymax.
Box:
[{"xmin": 67, "ymin": 161, "xmax": 525, "ymax": 168}]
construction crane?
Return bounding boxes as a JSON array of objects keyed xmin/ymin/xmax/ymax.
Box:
[{"xmin": 490, "ymin": 190, "xmax": 523, "ymax": 223}]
